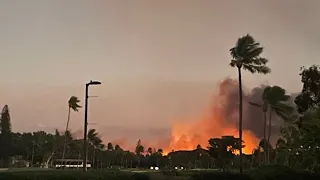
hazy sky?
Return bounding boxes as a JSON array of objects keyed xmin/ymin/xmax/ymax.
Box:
[{"xmin": 0, "ymin": 0, "xmax": 319, "ymax": 143}]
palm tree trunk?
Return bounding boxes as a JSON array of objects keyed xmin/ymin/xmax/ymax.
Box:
[
  {"xmin": 237, "ymin": 67, "xmax": 243, "ymax": 173},
  {"xmin": 263, "ymin": 111, "xmax": 267, "ymax": 165},
  {"xmin": 92, "ymin": 147, "xmax": 96, "ymax": 169},
  {"xmin": 77, "ymin": 150, "xmax": 81, "ymax": 169},
  {"xmin": 46, "ymin": 152, "xmax": 55, "ymax": 168},
  {"xmin": 267, "ymin": 108, "xmax": 272, "ymax": 165},
  {"xmin": 250, "ymin": 149, "xmax": 255, "ymax": 169},
  {"xmin": 62, "ymin": 107, "xmax": 71, "ymax": 162},
  {"xmin": 258, "ymin": 149, "xmax": 261, "ymax": 166}
]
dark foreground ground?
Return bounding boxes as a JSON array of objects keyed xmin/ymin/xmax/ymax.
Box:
[{"xmin": 0, "ymin": 166, "xmax": 319, "ymax": 180}]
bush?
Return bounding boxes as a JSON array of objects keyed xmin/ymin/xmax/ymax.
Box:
[{"xmin": 0, "ymin": 170, "xmax": 147, "ymax": 180}]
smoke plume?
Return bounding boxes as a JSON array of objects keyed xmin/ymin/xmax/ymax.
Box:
[{"xmin": 161, "ymin": 77, "xmax": 291, "ymax": 154}]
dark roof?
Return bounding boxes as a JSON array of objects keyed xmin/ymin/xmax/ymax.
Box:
[
  {"xmin": 55, "ymin": 159, "xmax": 91, "ymax": 163},
  {"xmin": 167, "ymin": 148, "xmax": 211, "ymax": 156}
]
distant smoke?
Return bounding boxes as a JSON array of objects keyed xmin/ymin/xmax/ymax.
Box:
[{"xmin": 218, "ymin": 78, "xmax": 297, "ymax": 143}]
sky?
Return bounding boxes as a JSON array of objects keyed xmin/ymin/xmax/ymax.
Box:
[{"xmin": 0, "ymin": 0, "xmax": 319, "ymax": 145}]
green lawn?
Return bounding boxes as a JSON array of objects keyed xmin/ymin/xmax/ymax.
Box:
[
  {"xmin": 0, "ymin": 166, "xmax": 319, "ymax": 180},
  {"xmin": 0, "ymin": 167, "xmax": 51, "ymax": 172}
]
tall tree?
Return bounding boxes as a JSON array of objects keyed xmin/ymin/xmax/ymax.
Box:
[
  {"xmin": 88, "ymin": 129, "xmax": 102, "ymax": 147},
  {"xmin": 62, "ymin": 96, "xmax": 81, "ymax": 160},
  {"xmin": 0, "ymin": 105, "xmax": 12, "ymax": 133},
  {"xmin": 87, "ymin": 129, "xmax": 103, "ymax": 168},
  {"xmin": 135, "ymin": 139, "xmax": 144, "ymax": 156},
  {"xmin": 264, "ymin": 86, "xmax": 294, "ymax": 164},
  {"xmin": 229, "ymin": 34, "xmax": 270, "ymax": 172},
  {"xmin": 157, "ymin": 149, "xmax": 163, "ymax": 156},
  {"xmin": 295, "ymin": 65, "xmax": 320, "ymax": 126},
  {"xmin": 135, "ymin": 139, "xmax": 144, "ymax": 167},
  {"xmin": 107, "ymin": 142, "xmax": 114, "ymax": 151},
  {"xmin": 0, "ymin": 105, "xmax": 12, "ymax": 167},
  {"xmin": 249, "ymin": 87, "xmax": 270, "ymax": 165},
  {"xmin": 147, "ymin": 147, "xmax": 153, "ymax": 156},
  {"xmin": 115, "ymin": 144, "xmax": 122, "ymax": 152}
]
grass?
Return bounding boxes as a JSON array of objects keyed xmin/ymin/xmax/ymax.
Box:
[
  {"xmin": 1, "ymin": 167, "xmax": 49, "ymax": 172},
  {"xmin": 0, "ymin": 168, "xmax": 218, "ymax": 180},
  {"xmin": 0, "ymin": 169, "xmax": 142, "ymax": 180},
  {"xmin": 1, "ymin": 166, "xmax": 319, "ymax": 180}
]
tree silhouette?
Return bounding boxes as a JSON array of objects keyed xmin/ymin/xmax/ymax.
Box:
[
  {"xmin": 0, "ymin": 105, "xmax": 11, "ymax": 133},
  {"xmin": 147, "ymin": 147, "xmax": 153, "ymax": 156},
  {"xmin": 157, "ymin": 149, "xmax": 163, "ymax": 157},
  {"xmin": 264, "ymin": 86, "xmax": 294, "ymax": 163},
  {"xmin": 88, "ymin": 129, "xmax": 102, "ymax": 147},
  {"xmin": 135, "ymin": 139, "xmax": 144, "ymax": 167},
  {"xmin": 249, "ymin": 87, "xmax": 269, "ymax": 165},
  {"xmin": 135, "ymin": 139, "xmax": 144, "ymax": 156},
  {"xmin": 208, "ymin": 136, "xmax": 243, "ymax": 171},
  {"xmin": 115, "ymin": 144, "xmax": 122, "ymax": 152},
  {"xmin": 229, "ymin": 34, "xmax": 270, "ymax": 172},
  {"xmin": 295, "ymin": 65, "xmax": 320, "ymax": 114},
  {"xmin": 107, "ymin": 142, "xmax": 114, "ymax": 151},
  {"xmin": 196, "ymin": 144, "xmax": 202, "ymax": 149},
  {"xmin": 0, "ymin": 105, "xmax": 13, "ymax": 167},
  {"xmin": 62, "ymin": 96, "xmax": 81, "ymax": 161}
]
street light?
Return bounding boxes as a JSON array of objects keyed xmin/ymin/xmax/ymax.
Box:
[{"xmin": 83, "ymin": 80, "xmax": 101, "ymax": 172}]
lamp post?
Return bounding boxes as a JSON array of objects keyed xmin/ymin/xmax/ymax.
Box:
[{"xmin": 83, "ymin": 80, "xmax": 101, "ymax": 172}]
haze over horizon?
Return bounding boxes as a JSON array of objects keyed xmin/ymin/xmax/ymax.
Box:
[{"xmin": 1, "ymin": 0, "xmax": 319, "ymax": 148}]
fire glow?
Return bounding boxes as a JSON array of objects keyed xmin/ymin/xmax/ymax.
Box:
[
  {"xmin": 162, "ymin": 80, "xmax": 260, "ymax": 155},
  {"xmin": 103, "ymin": 78, "xmax": 262, "ymax": 155}
]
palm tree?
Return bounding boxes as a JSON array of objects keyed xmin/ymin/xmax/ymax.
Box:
[
  {"xmin": 147, "ymin": 147, "xmax": 153, "ymax": 156},
  {"xmin": 230, "ymin": 34, "xmax": 270, "ymax": 172},
  {"xmin": 87, "ymin": 129, "xmax": 103, "ymax": 168},
  {"xmin": 264, "ymin": 86, "xmax": 294, "ymax": 164},
  {"xmin": 157, "ymin": 149, "xmax": 163, "ymax": 156},
  {"xmin": 249, "ymin": 86, "xmax": 271, "ymax": 165},
  {"xmin": 88, "ymin": 129, "xmax": 103, "ymax": 147},
  {"xmin": 250, "ymin": 147, "xmax": 262, "ymax": 169},
  {"xmin": 62, "ymin": 96, "xmax": 82, "ymax": 161}
]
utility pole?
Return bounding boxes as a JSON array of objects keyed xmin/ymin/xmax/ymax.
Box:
[
  {"xmin": 83, "ymin": 83, "xmax": 89, "ymax": 172},
  {"xmin": 83, "ymin": 80, "xmax": 101, "ymax": 172}
]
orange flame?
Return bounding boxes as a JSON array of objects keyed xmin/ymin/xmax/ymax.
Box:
[
  {"xmin": 102, "ymin": 79, "xmax": 260, "ymax": 155},
  {"xmin": 163, "ymin": 82, "xmax": 259, "ymax": 155},
  {"xmin": 163, "ymin": 109, "xmax": 258, "ymax": 155}
]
